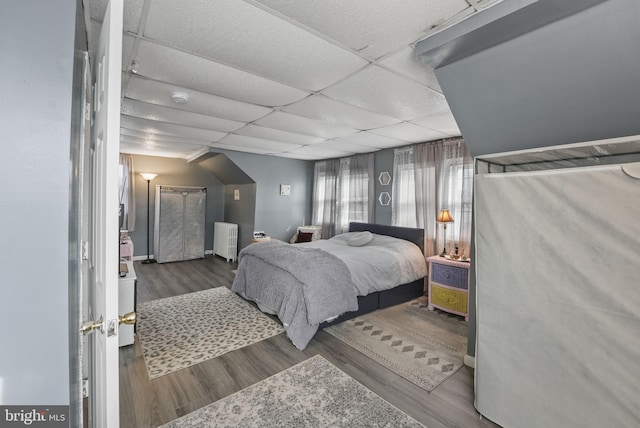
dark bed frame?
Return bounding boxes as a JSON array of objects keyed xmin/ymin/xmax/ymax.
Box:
[{"xmin": 319, "ymin": 222, "xmax": 426, "ymax": 329}]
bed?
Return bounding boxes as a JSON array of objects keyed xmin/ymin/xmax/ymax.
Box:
[{"xmin": 231, "ymin": 222, "xmax": 427, "ymax": 349}]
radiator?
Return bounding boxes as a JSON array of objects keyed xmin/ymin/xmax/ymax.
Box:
[{"xmin": 213, "ymin": 222, "xmax": 238, "ymax": 262}]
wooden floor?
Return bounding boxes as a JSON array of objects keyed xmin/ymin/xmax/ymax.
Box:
[{"xmin": 120, "ymin": 255, "xmax": 500, "ymax": 428}]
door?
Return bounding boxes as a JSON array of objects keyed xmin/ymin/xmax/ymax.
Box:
[
  {"xmin": 183, "ymin": 190, "xmax": 207, "ymax": 259},
  {"xmin": 86, "ymin": 0, "xmax": 123, "ymax": 426}
]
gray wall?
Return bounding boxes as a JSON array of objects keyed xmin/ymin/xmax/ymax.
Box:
[
  {"xmin": 130, "ymin": 155, "xmax": 225, "ymax": 258},
  {"xmin": 433, "ymin": 0, "xmax": 640, "ymax": 157},
  {"xmin": 419, "ymin": 0, "xmax": 640, "ymax": 357},
  {"xmin": 224, "ymin": 184, "xmax": 257, "ymax": 249},
  {"xmin": 214, "ymin": 150, "xmax": 315, "ymax": 245},
  {"xmin": 0, "ymin": 0, "xmax": 76, "ymax": 405},
  {"xmin": 130, "ymin": 151, "xmax": 315, "ymax": 254},
  {"xmin": 373, "ymin": 148, "xmax": 395, "ymax": 225}
]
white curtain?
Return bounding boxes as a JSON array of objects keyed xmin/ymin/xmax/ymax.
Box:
[
  {"xmin": 119, "ymin": 153, "xmax": 136, "ymax": 231},
  {"xmin": 392, "ymin": 138, "xmax": 472, "ymax": 257},
  {"xmin": 312, "ymin": 153, "xmax": 374, "ymax": 238}
]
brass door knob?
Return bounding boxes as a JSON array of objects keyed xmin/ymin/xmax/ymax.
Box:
[
  {"xmin": 118, "ymin": 311, "xmax": 136, "ymax": 326},
  {"xmin": 80, "ymin": 316, "xmax": 104, "ymax": 335}
]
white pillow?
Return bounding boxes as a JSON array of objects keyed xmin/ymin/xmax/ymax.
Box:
[{"xmin": 347, "ymin": 231, "xmax": 373, "ymax": 247}]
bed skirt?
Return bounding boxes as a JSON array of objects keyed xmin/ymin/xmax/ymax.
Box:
[{"xmin": 319, "ymin": 278, "xmax": 424, "ymax": 329}]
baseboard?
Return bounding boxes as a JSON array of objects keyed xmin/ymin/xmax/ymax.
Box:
[
  {"xmin": 132, "ymin": 252, "xmax": 212, "ymax": 261},
  {"xmin": 464, "ymin": 355, "xmax": 475, "ymax": 368}
]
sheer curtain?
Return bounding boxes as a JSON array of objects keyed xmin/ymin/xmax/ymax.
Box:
[
  {"xmin": 392, "ymin": 138, "xmax": 472, "ymax": 257},
  {"xmin": 119, "ymin": 154, "xmax": 136, "ymax": 231},
  {"xmin": 312, "ymin": 153, "xmax": 374, "ymax": 238}
]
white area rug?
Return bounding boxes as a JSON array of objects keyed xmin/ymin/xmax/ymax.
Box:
[
  {"xmin": 326, "ymin": 297, "xmax": 467, "ymax": 391},
  {"xmin": 160, "ymin": 355, "xmax": 425, "ymax": 427},
  {"xmin": 137, "ymin": 287, "xmax": 284, "ymax": 379}
]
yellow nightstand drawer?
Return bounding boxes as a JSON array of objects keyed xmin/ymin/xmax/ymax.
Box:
[{"xmin": 431, "ymin": 284, "xmax": 468, "ymax": 313}]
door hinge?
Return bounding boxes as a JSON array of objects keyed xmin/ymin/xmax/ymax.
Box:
[
  {"xmin": 81, "ymin": 241, "xmax": 89, "ymax": 260},
  {"xmin": 84, "ymin": 102, "xmax": 91, "ymax": 123},
  {"xmin": 82, "ymin": 378, "xmax": 89, "ymax": 398}
]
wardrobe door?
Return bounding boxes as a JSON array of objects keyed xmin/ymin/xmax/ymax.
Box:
[
  {"xmin": 183, "ymin": 189, "xmax": 206, "ymax": 260},
  {"xmin": 155, "ymin": 188, "xmax": 184, "ymax": 263}
]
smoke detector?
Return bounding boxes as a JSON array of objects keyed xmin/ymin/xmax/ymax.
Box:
[{"xmin": 170, "ymin": 92, "xmax": 189, "ymax": 104}]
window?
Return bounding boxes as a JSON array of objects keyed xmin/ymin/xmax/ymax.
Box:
[
  {"xmin": 312, "ymin": 154, "xmax": 373, "ymax": 237},
  {"xmin": 392, "ymin": 139, "xmax": 473, "ymax": 256}
]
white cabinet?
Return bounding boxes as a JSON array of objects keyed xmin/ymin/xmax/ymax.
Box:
[{"xmin": 118, "ymin": 260, "xmax": 136, "ymax": 347}]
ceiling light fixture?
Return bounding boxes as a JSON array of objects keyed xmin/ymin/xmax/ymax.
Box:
[{"xmin": 170, "ymin": 92, "xmax": 189, "ymax": 104}]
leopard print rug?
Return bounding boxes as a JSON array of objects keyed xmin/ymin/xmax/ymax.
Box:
[{"xmin": 137, "ymin": 287, "xmax": 284, "ymax": 379}]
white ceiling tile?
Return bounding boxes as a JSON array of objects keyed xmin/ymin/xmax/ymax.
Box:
[
  {"xmin": 411, "ymin": 112, "xmax": 461, "ymax": 136},
  {"xmin": 316, "ymin": 140, "xmax": 381, "ymax": 154},
  {"xmin": 112, "ymin": 0, "xmax": 491, "ymax": 160},
  {"xmin": 256, "ymin": 0, "xmax": 470, "ymax": 59},
  {"xmin": 333, "ymin": 131, "xmax": 409, "ymax": 149},
  {"xmin": 132, "ymin": 40, "xmax": 309, "ymax": 106},
  {"xmin": 119, "ymin": 136, "xmax": 206, "ymax": 159},
  {"xmin": 120, "ymin": 134, "xmax": 207, "ymax": 151},
  {"xmin": 210, "ymin": 143, "xmax": 277, "ymax": 156},
  {"xmin": 89, "ymin": 0, "xmax": 144, "ymax": 33},
  {"xmin": 235, "ymin": 124, "xmax": 325, "ymax": 145},
  {"xmin": 379, "ymin": 46, "xmax": 442, "ymax": 93},
  {"xmin": 287, "ymin": 145, "xmax": 355, "ymax": 159},
  {"xmin": 274, "ymin": 152, "xmax": 319, "ymax": 161},
  {"xmin": 121, "ymin": 128, "xmax": 215, "ymax": 146},
  {"xmin": 88, "ymin": 23, "xmax": 134, "ymax": 71},
  {"xmin": 122, "ymin": 35, "xmax": 135, "ymax": 72},
  {"xmin": 121, "ymin": 98, "xmax": 244, "ymax": 133},
  {"xmin": 144, "ymin": 0, "xmax": 367, "ymax": 91},
  {"xmin": 120, "ymin": 115, "xmax": 227, "ymax": 143},
  {"xmin": 120, "ymin": 144, "xmax": 193, "ymax": 159},
  {"xmin": 123, "ymin": 75, "xmax": 272, "ymax": 122},
  {"xmin": 282, "ymin": 95, "xmax": 401, "ymax": 129},
  {"xmin": 322, "ymin": 65, "xmax": 449, "ymax": 121},
  {"xmin": 370, "ymin": 123, "xmax": 450, "ymax": 143},
  {"xmin": 219, "ymin": 134, "xmax": 303, "ymax": 153},
  {"xmin": 255, "ymin": 112, "xmax": 359, "ymax": 139}
]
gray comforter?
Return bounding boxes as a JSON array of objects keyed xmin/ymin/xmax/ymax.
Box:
[{"xmin": 231, "ymin": 240, "xmax": 358, "ymax": 350}]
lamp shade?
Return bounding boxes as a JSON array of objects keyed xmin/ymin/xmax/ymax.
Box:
[
  {"xmin": 437, "ymin": 209, "xmax": 454, "ymax": 223},
  {"xmin": 140, "ymin": 172, "xmax": 157, "ymax": 181}
]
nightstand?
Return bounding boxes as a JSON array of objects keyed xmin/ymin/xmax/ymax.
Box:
[{"xmin": 426, "ymin": 255, "xmax": 470, "ymax": 321}]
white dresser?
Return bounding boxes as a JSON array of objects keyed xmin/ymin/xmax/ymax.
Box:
[{"xmin": 118, "ymin": 260, "xmax": 137, "ymax": 347}]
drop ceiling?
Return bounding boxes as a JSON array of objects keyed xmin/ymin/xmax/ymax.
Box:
[{"xmin": 86, "ymin": 0, "xmax": 502, "ymax": 160}]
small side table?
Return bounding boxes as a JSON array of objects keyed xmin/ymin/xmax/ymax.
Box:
[
  {"xmin": 427, "ymin": 255, "xmax": 470, "ymax": 321},
  {"xmin": 252, "ymin": 236, "xmax": 271, "ymax": 243}
]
